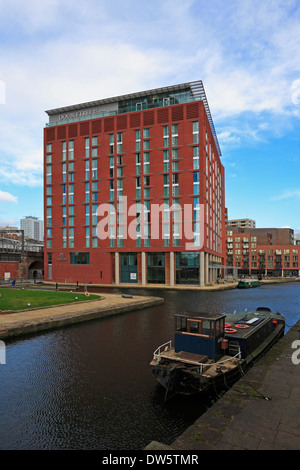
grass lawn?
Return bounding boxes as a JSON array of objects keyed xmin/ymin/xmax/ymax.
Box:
[{"xmin": 0, "ymin": 288, "xmax": 100, "ymax": 311}]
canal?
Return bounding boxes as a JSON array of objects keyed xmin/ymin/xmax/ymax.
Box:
[{"xmin": 1, "ymin": 282, "xmax": 299, "ymax": 450}]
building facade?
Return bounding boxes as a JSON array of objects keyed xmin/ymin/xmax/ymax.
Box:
[
  {"xmin": 226, "ymin": 228, "xmax": 300, "ymax": 277},
  {"xmin": 44, "ymin": 81, "xmax": 225, "ymax": 286}
]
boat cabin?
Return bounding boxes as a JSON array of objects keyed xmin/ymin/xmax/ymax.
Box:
[{"xmin": 174, "ymin": 312, "xmax": 226, "ymax": 360}]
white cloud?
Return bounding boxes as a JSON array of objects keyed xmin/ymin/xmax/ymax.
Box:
[
  {"xmin": 272, "ymin": 189, "xmax": 300, "ymax": 201},
  {"xmin": 0, "ymin": 189, "xmax": 18, "ymax": 203}
]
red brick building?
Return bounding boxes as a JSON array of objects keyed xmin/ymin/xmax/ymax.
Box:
[
  {"xmin": 226, "ymin": 228, "xmax": 300, "ymax": 277},
  {"xmin": 44, "ymin": 81, "xmax": 225, "ymax": 286}
]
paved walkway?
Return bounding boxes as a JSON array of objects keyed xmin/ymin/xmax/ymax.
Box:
[
  {"xmin": 0, "ymin": 292, "xmax": 164, "ymax": 340},
  {"xmin": 146, "ymin": 320, "xmax": 300, "ymax": 450}
]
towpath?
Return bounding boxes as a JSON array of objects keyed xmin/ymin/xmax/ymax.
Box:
[{"xmin": 0, "ymin": 292, "xmax": 163, "ymax": 340}]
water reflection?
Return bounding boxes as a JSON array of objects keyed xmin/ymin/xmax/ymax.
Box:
[{"xmin": 1, "ymin": 283, "xmax": 299, "ymax": 449}]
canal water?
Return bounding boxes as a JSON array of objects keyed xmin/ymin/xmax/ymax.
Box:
[{"xmin": 1, "ymin": 282, "xmax": 299, "ymax": 450}]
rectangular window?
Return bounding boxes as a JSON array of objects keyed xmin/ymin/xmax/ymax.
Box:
[
  {"xmin": 117, "ymin": 132, "xmax": 123, "ymax": 154},
  {"xmin": 143, "ymin": 139, "xmax": 150, "ymax": 150},
  {"xmin": 172, "ymin": 148, "xmax": 178, "ymax": 160},
  {"xmin": 193, "ymin": 121, "xmax": 199, "ymax": 144},
  {"xmin": 46, "ymin": 165, "xmax": 52, "ymax": 184},
  {"xmin": 91, "ymin": 159, "xmax": 97, "ymax": 177},
  {"xmin": 193, "ymin": 172, "xmax": 200, "ymax": 195},
  {"xmin": 163, "ymin": 125, "xmax": 169, "ymax": 148},
  {"xmin": 62, "ymin": 227, "xmax": 67, "ymax": 248},
  {"xmin": 163, "ymin": 150, "xmax": 169, "ymax": 172},
  {"xmin": 172, "ymin": 173, "xmax": 179, "ymax": 196},
  {"xmin": 68, "ymin": 183, "xmax": 74, "ymax": 204},
  {"xmin": 109, "ymin": 134, "xmax": 114, "ymax": 154},
  {"xmin": 194, "ymin": 197, "xmax": 200, "ymax": 220},
  {"xmin": 62, "ymin": 141, "xmax": 66, "ymax": 161},
  {"xmin": 62, "ymin": 205, "xmax": 67, "ymax": 226},
  {"xmin": 136, "ymin": 153, "xmax": 141, "ymax": 175},
  {"xmin": 92, "ymin": 204, "xmax": 97, "ymax": 225},
  {"xmin": 68, "ymin": 140, "xmax": 74, "ymax": 160},
  {"xmin": 85, "ymin": 137, "xmax": 89, "ymax": 158},
  {"xmin": 85, "ymin": 159, "xmax": 90, "ymax": 180},
  {"xmin": 143, "ymin": 152, "xmax": 149, "ymax": 174},
  {"xmin": 85, "ymin": 182, "xmax": 90, "ymax": 203},
  {"xmin": 70, "ymin": 252, "xmax": 90, "ymax": 264},
  {"xmin": 172, "ymin": 124, "xmax": 178, "ymax": 146},
  {"xmin": 135, "ymin": 130, "xmax": 141, "ymax": 151},
  {"xmin": 164, "ymin": 174, "xmax": 169, "ymax": 197},
  {"xmin": 193, "ymin": 146, "xmax": 199, "ymax": 169},
  {"xmin": 172, "ymin": 160, "xmax": 178, "ymax": 172},
  {"xmin": 69, "ymin": 227, "xmax": 74, "ymax": 248},
  {"xmin": 85, "ymin": 227, "xmax": 90, "ymax": 247}
]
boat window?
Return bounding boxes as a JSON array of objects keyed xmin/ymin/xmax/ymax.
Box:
[
  {"xmin": 176, "ymin": 316, "xmax": 187, "ymax": 332},
  {"xmin": 189, "ymin": 321, "xmax": 199, "ymax": 334},
  {"xmin": 216, "ymin": 318, "xmax": 224, "ymax": 337},
  {"xmin": 202, "ymin": 320, "xmax": 213, "ymax": 336}
]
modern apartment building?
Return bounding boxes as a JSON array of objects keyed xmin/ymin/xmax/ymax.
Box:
[
  {"xmin": 44, "ymin": 80, "xmax": 225, "ymax": 286},
  {"xmin": 227, "ymin": 218, "xmax": 256, "ymax": 229},
  {"xmin": 20, "ymin": 216, "xmax": 44, "ymax": 241},
  {"xmin": 226, "ymin": 227, "xmax": 300, "ymax": 277}
]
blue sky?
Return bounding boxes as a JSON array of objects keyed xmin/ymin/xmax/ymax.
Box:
[{"xmin": 0, "ymin": 0, "xmax": 299, "ymax": 232}]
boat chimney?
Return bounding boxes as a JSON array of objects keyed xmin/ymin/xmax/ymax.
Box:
[{"xmin": 221, "ymin": 338, "xmax": 229, "ymax": 351}]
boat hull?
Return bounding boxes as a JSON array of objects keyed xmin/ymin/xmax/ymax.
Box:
[{"xmin": 150, "ymin": 358, "xmax": 245, "ymax": 399}]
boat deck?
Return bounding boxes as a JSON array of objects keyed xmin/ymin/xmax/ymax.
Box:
[
  {"xmin": 156, "ymin": 348, "xmax": 240, "ymax": 374},
  {"xmin": 156, "ymin": 347, "xmax": 209, "ymax": 365}
]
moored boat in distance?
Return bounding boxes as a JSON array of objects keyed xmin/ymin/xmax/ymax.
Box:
[
  {"xmin": 237, "ymin": 280, "xmax": 261, "ymax": 288},
  {"xmin": 150, "ymin": 308, "xmax": 285, "ymax": 400}
]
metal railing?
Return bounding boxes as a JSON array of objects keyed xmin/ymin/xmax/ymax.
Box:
[
  {"xmin": 153, "ymin": 340, "xmax": 241, "ymax": 373},
  {"xmin": 153, "ymin": 340, "xmax": 172, "ymax": 359}
]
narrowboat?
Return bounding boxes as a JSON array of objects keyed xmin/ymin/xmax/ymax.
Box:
[
  {"xmin": 237, "ymin": 280, "xmax": 260, "ymax": 288},
  {"xmin": 150, "ymin": 308, "xmax": 285, "ymax": 400}
]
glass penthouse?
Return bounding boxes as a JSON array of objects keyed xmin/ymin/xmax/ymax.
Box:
[{"xmin": 44, "ymin": 80, "xmax": 225, "ymax": 287}]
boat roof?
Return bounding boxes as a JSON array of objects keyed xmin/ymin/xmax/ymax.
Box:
[{"xmin": 175, "ymin": 311, "xmax": 226, "ymax": 322}]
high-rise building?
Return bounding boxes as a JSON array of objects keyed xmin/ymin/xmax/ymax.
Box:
[
  {"xmin": 43, "ymin": 80, "xmax": 225, "ymax": 286},
  {"xmin": 20, "ymin": 216, "xmax": 44, "ymax": 241}
]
